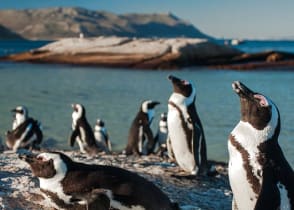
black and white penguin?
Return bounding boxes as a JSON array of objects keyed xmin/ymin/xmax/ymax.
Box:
[
  {"xmin": 154, "ymin": 112, "xmax": 169, "ymax": 156},
  {"xmin": 124, "ymin": 100, "xmax": 160, "ymax": 155},
  {"xmin": 20, "ymin": 151, "xmax": 179, "ymax": 210},
  {"xmin": 5, "ymin": 106, "xmax": 43, "ymax": 152},
  {"xmin": 229, "ymin": 81, "xmax": 294, "ymax": 210},
  {"xmin": 94, "ymin": 118, "xmax": 112, "ymax": 153},
  {"xmin": 70, "ymin": 104, "xmax": 102, "ymax": 155},
  {"xmin": 0, "ymin": 137, "xmax": 4, "ymax": 152},
  {"xmin": 167, "ymin": 75, "xmax": 208, "ymax": 175}
]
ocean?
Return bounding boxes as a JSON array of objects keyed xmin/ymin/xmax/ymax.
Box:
[{"xmin": 0, "ymin": 40, "xmax": 293, "ymax": 167}]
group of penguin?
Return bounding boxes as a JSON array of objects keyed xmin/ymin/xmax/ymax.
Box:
[
  {"xmin": 2, "ymin": 104, "xmax": 111, "ymax": 154},
  {"xmin": 2, "ymin": 75, "xmax": 294, "ymax": 210}
]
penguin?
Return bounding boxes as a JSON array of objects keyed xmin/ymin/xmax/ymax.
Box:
[
  {"xmin": 0, "ymin": 137, "xmax": 4, "ymax": 152},
  {"xmin": 154, "ymin": 112, "xmax": 169, "ymax": 157},
  {"xmin": 20, "ymin": 151, "xmax": 179, "ymax": 210},
  {"xmin": 5, "ymin": 106, "xmax": 43, "ymax": 152},
  {"xmin": 167, "ymin": 75, "xmax": 208, "ymax": 175},
  {"xmin": 94, "ymin": 118, "xmax": 112, "ymax": 153},
  {"xmin": 124, "ymin": 100, "xmax": 160, "ymax": 156},
  {"xmin": 70, "ymin": 104, "xmax": 102, "ymax": 155},
  {"xmin": 228, "ymin": 81, "xmax": 294, "ymax": 210}
]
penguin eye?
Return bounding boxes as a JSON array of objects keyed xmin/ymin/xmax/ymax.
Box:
[
  {"xmin": 37, "ymin": 155, "xmax": 49, "ymax": 162},
  {"xmin": 37, "ymin": 156, "xmax": 45, "ymax": 161},
  {"xmin": 182, "ymin": 80, "xmax": 190, "ymax": 85},
  {"xmin": 254, "ymin": 94, "xmax": 269, "ymax": 107}
]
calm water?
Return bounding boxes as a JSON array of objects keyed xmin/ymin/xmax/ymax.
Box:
[{"xmin": 0, "ymin": 41, "xmax": 293, "ymax": 167}]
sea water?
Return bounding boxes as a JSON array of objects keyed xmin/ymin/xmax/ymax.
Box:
[{"xmin": 0, "ymin": 40, "xmax": 293, "ymax": 167}]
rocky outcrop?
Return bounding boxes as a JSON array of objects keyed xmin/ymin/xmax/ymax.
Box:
[
  {"xmin": 1, "ymin": 36, "xmax": 241, "ymax": 69},
  {"xmin": 0, "ymin": 7, "xmax": 211, "ymax": 40}
]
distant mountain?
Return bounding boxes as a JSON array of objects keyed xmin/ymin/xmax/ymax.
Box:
[
  {"xmin": 0, "ymin": 24, "xmax": 24, "ymax": 40},
  {"xmin": 0, "ymin": 7, "xmax": 212, "ymax": 40}
]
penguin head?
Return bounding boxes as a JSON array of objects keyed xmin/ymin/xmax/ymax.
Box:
[
  {"xmin": 160, "ymin": 112, "xmax": 167, "ymax": 122},
  {"xmin": 232, "ymin": 81, "xmax": 280, "ymax": 132},
  {"xmin": 19, "ymin": 152, "xmax": 68, "ymax": 179},
  {"xmin": 96, "ymin": 119, "xmax": 105, "ymax": 127},
  {"xmin": 72, "ymin": 103, "xmax": 86, "ymax": 121},
  {"xmin": 168, "ymin": 75, "xmax": 196, "ymax": 105},
  {"xmin": 141, "ymin": 100, "xmax": 160, "ymax": 123},
  {"xmin": 11, "ymin": 106, "xmax": 28, "ymax": 123},
  {"xmin": 141, "ymin": 100, "xmax": 160, "ymax": 113}
]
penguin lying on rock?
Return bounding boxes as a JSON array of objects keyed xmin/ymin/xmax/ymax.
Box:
[
  {"xmin": 228, "ymin": 81, "xmax": 294, "ymax": 210},
  {"xmin": 5, "ymin": 106, "xmax": 43, "ymax": 152},
  {"xmin": 20, "ymin": 151, "xmax": 179, "ymax": 210},
  {"xmin": 125, "ymin": 100, "xmax": 160, "ymax": 155}
]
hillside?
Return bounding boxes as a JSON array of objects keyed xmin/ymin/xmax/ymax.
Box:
[
  {"xmin": 0, "ymin": 7, "xmax": 211, "ymax": 40},
  {"xmin": 0, "ymin": 25, "xmax": 24, "ymax": 40}
]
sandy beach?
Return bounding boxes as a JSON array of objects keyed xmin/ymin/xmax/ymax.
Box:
[{"xmin": 0, "ymin": 149, "xmax": 232, "ymax": 210}]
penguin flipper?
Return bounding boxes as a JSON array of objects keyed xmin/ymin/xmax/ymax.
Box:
[
  {"xmin": 33, "ymin": 121, "xmax": 43, "ymax": 145},
  {"xmin": 71, "ymin": 189, "xmax": 110, "ymax": 210},
  {"xmin": 167, "ymin": 136, "xmax": 175, "ymax": 160},
  {"xmin": 143, "ymin": 125, "xmax": 155, "ymax": 155},
  {"xmin": 69, "ymin": 129, "xmax": 80, "ymax": 147},
  {"xmin": 254, "ymin": 168, "xmax": 280, "ymax": 210}
]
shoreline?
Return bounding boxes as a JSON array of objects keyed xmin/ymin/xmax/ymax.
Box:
[{"xmin": 0, "ymin": 150, "xmax": 232, "ymax": 210}]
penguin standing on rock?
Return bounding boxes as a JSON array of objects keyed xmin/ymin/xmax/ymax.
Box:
[
  {"xmin": 94, "ymin": 118, "xmax": 112, "ymax": 153},
  {"xmin": 167, "ymin": 75, "xmax": 208, "ymax": 175},
  {"xmin": 228, "ymin": 81, "xmax": 294, "ymax": 210},
  {"xmin": 20, "ymin": 151, "xmax": 179, "ymax": 210},
  {"xmin": 70, "ymin": 104, "xmax": 102, "ymax": 156},
  {"xmin": 125, "ymin": 100, "xmax": 160, "ymax": 155},
  {"xmin": 5, "ymin": 106, "xmax": 43, "ymax": 152},
  {"xmin": 154, "ymin": 112, "xmax": 169, "ymax": 156}
]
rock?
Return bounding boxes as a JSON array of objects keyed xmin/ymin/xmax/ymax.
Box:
[
  {"xmin": 266, "ymin": 52, "xmax": 283, "ymax": 62},
  {"xmin": 1, "ymin": 36, "xmax": 241, "ymax": 70}
]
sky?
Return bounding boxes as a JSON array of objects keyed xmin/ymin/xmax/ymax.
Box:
[{"xmin": 1, "ymin": 0, "xmax": 294, "ymax": 40}]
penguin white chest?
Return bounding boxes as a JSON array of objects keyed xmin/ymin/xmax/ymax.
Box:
[
  {"xmin": 228, "ymin": 140, "xmax": 258, "ymax": 210},
  {"xmin": 39, "ymin": 173, "xmax": 72, "ymax": 205},
  {"xmin": 94, "ymin": 127, "xmax": 106, "ymax": 142},
  {"xmin": 167, "ymin": 107, "xmax": 195, "ymax": 173}
]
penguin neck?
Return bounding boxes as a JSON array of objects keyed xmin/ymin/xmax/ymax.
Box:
[
  {"xmin": 142, "ymin": 109, "xmax": 154, "ymax": 124},
  {"xmin": 39, "ymin": 160, "xmax": 68, "ymax": 190},
  {"xmin": 15, "ymin": 114, "xmax": 26, "ymax": 126},
  {"xmin": 232, "ymin": 118, "xmax": 279, "ymax": 149},
  {"xmin": 169, "ymin": 85, "xmax": 196, "ymax": 106},
  {"xmin": 147, "ymin": 109, "xmax": 154, "ymax": 123},
  {"xmin": 95, "ymin": 125, "xmax": 106, "ymax": 133}
]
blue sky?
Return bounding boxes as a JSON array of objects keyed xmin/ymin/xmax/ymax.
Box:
[{"xmin": 1, "ymin": 0, "xmax": 293, "ymax": 39}]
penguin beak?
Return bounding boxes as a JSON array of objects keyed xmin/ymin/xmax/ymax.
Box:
[
  {"xmin": 168, "ymin": 75, "xmax": 181, "ymax": 84},
  {"xmin": 150, "ymin": 101, "xmax": 160, "ymax": 108},
  {"xmin": 11, "ymin": 108, "xmax": 24, "ymax": 114},
  {"xmin": 19, "ymin": 153, "xmax": 38, "ymax": 164},
  {"xmin": 232, "ymin": 81, "xmax": 255, "ymax": 99},
  {"xmin": 71, "ymin": 104, "xmax": 78, "ymax": 112}
]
